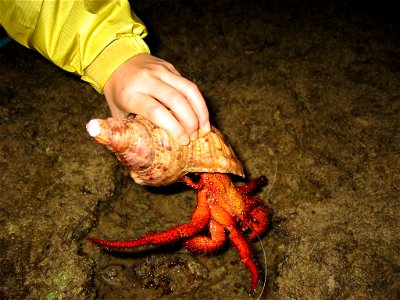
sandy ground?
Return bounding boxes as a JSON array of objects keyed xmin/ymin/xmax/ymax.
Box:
[{"xmin": 0, "ymin": 0, "xmax": 399, "ymax": 299}]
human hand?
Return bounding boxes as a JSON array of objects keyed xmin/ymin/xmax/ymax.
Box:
[{"xmin": 103, "ymin": 53, "xmax": 210, "ymax": 145}]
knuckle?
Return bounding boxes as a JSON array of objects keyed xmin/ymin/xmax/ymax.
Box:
[
  {"xmin": 136, "ymin": 68, "xmax": 153, "ymax": 79},
  {"xmin": 186, "ymin": 119, "xmax": 199, "ymax": 133},
  {"xmin": 164, "ymin": 62, "xmax": 175, "ymax": 70},
  {"xmin": 166, "ymin": 90, "xmax": 184, "ymax": 105},
  {"xmin": 185, "ymin": 81, "xmax": 200, "ymax": 93},
  {"xmin": 152, "ymin": 63, "xmax": 170, "ymax": 73},
  {"xmin": 146, "ymin": 104, "xmax": 164, "ymax": 120},
  {"xmin": 119, "ymin": 85, "xmax": 134, "ymax": 102}
]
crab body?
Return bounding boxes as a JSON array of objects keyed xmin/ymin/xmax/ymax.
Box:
[{"xmin": 90, "ymin": 172, "xmax": 269, "ymax": 293}]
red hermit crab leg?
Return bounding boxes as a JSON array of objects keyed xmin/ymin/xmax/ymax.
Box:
[
  {"xmin": 90, "ymin": 189, "xmax": 210, "ymax": 249},
  {"xmin": 237, "ymin": 176, "xmax": 268, "ymax": 195},
  {"xmin": 184, "ymin": 219, "xmax": 227, "ymax": 253},
  {"xmin": 247, "ymin": 205, "xmax": 270, "ymax": 241},
  {"xmin": 209, "ymin": 204, "xmax": 260, "ymax": 294},
  {"xmin": 229, "ymin": 226, "xmax": 260, "ymax": 293}
]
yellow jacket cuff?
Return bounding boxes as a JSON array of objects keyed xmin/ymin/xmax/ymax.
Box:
[{"xmin": 83, "ymin": 37, "xmax": 150, "ymax": 93}]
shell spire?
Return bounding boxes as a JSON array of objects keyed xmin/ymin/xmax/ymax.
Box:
[{"xmin": 87, "ymin": 116, "xmax": 244, "ymax": 186}]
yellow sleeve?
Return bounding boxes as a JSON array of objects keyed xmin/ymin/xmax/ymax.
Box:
[{"xmin": 0, "ymin": 0, "xmax": 150, "ymax": 93}]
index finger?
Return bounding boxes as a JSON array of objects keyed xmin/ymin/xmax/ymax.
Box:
[{"xmin": 157, "ymin": 72, "xmax": 211, "ymax": 136}]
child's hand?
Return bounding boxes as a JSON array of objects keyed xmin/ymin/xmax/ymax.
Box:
[{"xmin": 103, "ymin": 54, "xmax": 210, "ymax": 145}]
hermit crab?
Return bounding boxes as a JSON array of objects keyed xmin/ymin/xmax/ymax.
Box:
[{"xmin": 87, "ymin": 116, "xmax": 269, "ymax": 294}]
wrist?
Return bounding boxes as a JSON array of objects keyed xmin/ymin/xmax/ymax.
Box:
[{"xmin": 82, "ymin": 37, "xmax": 150, "ymax": 93}]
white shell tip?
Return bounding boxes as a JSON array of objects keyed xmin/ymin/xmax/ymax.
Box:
[{"xmin": 86, "ymin": 119, "xmax": 101, "ymax": 137}]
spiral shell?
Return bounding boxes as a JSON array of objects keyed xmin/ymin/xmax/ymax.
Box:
[{"xmin": 86, "ymin": 116, "xmax": 244, "ymax": 186}]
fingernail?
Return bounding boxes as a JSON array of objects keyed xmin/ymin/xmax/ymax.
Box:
[
  {"xmin": 190, "ymin": 131, "xmax": 198, "ymax": 141},
  {"xmin": 179, "ymin": 135, "xmax": 190, "ymax": 145},
  {"xmin": 199, "ymin": 122, "xmax": 211, "ymax": 137}
]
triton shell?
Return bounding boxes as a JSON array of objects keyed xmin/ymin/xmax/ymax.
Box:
[{"xmin": 87, "ymin": 116, "xmax": 244, "ymax": 186}]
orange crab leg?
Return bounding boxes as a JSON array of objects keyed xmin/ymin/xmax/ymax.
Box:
[
  {"xmin": 181, "ymin": 175, "xmax": 202, "ymax": 189},
  {"xmin": 229, "ymin": 227, "xmax": 259, "ymax": 293},
  {"xmin": 185, "ymin": 219, "xmax": 227, "ymax": 253},
  {"xmin": 247, "ymin": 205, "xmax": 270, "ymax": 241},
  {"xmin": 89, "ymin": 189, "xmax": 210, "ymax": 249},
  {"xmin": 237, "ymin": 176, "xmax": 267, "ymax": 194},
  {"xmin": 210, "ymin": 204, "xmax": 260, "ymax": 294}
]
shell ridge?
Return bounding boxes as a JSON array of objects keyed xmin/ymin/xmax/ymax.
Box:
[{"xmin": 88, "ymin": 116, "xmax": 244, "ymax": 185}]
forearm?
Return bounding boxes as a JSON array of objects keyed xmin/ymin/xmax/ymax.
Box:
[{"xmin": 0, "ymin": 0, "xmax": 150, "ymax": 92}]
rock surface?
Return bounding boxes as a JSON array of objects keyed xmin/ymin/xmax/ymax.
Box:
[{"xmin": 0, "ymin": 0, "xmax": 399, "ymax": 299}]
